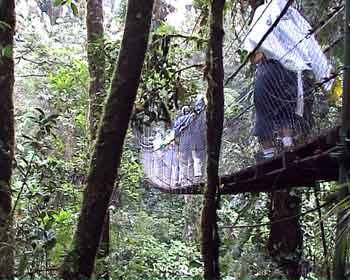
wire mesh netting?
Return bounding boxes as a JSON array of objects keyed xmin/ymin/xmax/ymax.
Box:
[{"xmin": 135, "ymin": 0, "xmax": 344, "ymax": 190}]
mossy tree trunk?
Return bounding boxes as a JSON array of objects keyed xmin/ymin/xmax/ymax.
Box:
[
  {"xmin": 87, "ymin": 0, "xmax": 105, "ymax": 144},
  {"xmin": 0, "ymin": 1, "xmax": 15, "ymax": 279},
  {"xmin": 86, "ymin": 1, "xmax": 109, "ymax": 279},
  {"xmin": 201, "ymin": 0, "xmax": 225, "ymax": 279},
  {"xmin": 183, "ymin": 196, "xmax": 201, "ymax": 241},
  {"xmin": 59, "ymin": 0, "xmax": 154, "ymax": 278},
  {"xmin": 268, "ymin": 190, "xmax": 303, "ymax": 280}
]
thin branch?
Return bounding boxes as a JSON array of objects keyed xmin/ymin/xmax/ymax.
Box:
[
  {"xmin": 150, "ymin": 33, "xmax": 207, "ymax": 49},
  {"xmin": 15, "ymin": 56, "xmax": 50, "ymax": 66},
  {"xmin": 11, "ymin": 154, "xmax": 35, "ymax": 217},
  {"xmin": 16, "ymin": 74, "xmax": 47, "ymax": 78},
  {"xmin": 150, "ymin": 63, "xmax": 204, "ymax": 94},
  {"xmin": 172, "ymin": 63, "xmax": 204, "ymax": 75}
]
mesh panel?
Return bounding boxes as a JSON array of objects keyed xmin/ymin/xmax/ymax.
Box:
[{"xmin": 137, "ymin": 109, "xmax": 207, "ymax": 188}]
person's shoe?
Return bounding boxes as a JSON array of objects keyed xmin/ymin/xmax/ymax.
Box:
[
  {"xmin": 282, "ymin": 136, "xmax": 293, "ymax": 147},
  {"xmin": 282, "ymin": 136, "xmax": 294, "ymax": 151},
  {"xmin": 255, "ymin": 148, "xmax": 275, "ymax": 163},
  {"xmin": 263, "ymin": 148, "xmax": 275, "ymax": 159}
]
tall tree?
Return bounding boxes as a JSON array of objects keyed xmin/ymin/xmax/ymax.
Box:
[
  {"xmin": 87, "ymin": 0, "xmax": 105, "ymax": 143},
  {"xmin": 59, "ymin": 0, "xmax": 155, "ymax": 278},
  {"xmin": 201, "ymin": 0, "xmax": 225, "ymax": 279},
  {"xmin": 0, "ymin": 0, "xmax": 15, "ymax": 279},
  {"xmin": 86, "ymin": 0, "xmax": 109, "ymax": 279}
]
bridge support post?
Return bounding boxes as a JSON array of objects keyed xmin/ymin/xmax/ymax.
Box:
[{"xmin": 333, "ymin": 0, "xmax": 350, "ymax": 279}]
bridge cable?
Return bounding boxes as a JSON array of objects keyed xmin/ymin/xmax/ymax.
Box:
[{"xmin": 225, "ymin": 0, "xmax": 295, "ymax": 86}]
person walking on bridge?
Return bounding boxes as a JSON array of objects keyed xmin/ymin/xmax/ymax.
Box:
[{"xmin": 244, "ymin": 0, "xmax": 333, "ymax": 159}]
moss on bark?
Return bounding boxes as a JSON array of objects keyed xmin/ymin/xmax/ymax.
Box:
[
  {"xmin": 87, "ymin": 0, "xmax": 105, "ymax": 145},
  {"xmin": 59, "ymin": 1, "xmax": 155, "ymax": 279},
  {"xmin": 201, "ymin": 1, "xmax": 225, "ymax": 279},
  {"xmin": 0, "ymin": 1, "xmax": 15, "ymax": 279}
]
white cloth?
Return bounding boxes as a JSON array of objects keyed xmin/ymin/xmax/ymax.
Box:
[
  {"xmin": 153, "ymin": 132, "xmax": 163, "ymax": 150},
  {"xmin": 244, "ymin": 0, "xmax": 333, "ymax": 116},
  {"xmin": 192, "ymin": 150, "xmax": 203, "ymax": 177}
]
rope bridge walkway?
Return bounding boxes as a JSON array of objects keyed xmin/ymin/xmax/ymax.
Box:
[
  {"xmin": 142, "ymin": 127, "xmax": 346, "ymax": 194},
  {"xmin": 135, "ymin": 1, "xmax": 348, "ymax": 194}
]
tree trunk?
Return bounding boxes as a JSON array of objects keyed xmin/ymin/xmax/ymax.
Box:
[
  {"xmin": 0, "ymin": 1, "xmax": 15, "ymax": 279},
  {"xmin": 87, "ymin": 0, "xmax": 105, "ymax": 145},
  {"xmin": 268, "ymin": 190, "xmax": 303, "ymax": 280},
  {"xmin": 97, "ymin": 212, "xmax": 110, "ymax": 280},
  {"xmin": 86, "ymin": 1, "xmax": 109, "ymax": 279},
  {"xmin": 201, "ymin": 0, "xmax": 225, "ymax": 279},
  {"xmin": 59, "ymin": 0, "xmax": 155, "ymax": 278},
  {"xmin": 183, "ymin": 196, "xmax": 201, "ymax": 241}
]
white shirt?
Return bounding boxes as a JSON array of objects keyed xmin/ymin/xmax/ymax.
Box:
[{"xmin": 244, "ymin": 0, "xmax": 333, "ymax": 115}]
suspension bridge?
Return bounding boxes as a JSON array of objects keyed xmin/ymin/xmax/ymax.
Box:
[{"xmin": 135, "ymin": 0, "xmax": 350, "ymax": 195}]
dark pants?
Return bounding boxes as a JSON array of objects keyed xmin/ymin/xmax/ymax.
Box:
[{"xmin": 253, "ymin": 59, "xmax": 314, "ymax": 139}]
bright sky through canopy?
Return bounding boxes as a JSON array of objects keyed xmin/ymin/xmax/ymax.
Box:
[{"xmin": 166, "ymin": 0, "xmax": 193, "ymax": 27}]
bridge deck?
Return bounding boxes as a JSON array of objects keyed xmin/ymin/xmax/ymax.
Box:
[{"xmin": 145, "ymin": 127, "xmax": 347, "ymax": 194}]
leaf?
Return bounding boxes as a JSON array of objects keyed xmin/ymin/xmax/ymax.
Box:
[
  {"xmin": 329, "ymin": 76, "xmax": 342, "ymax": 104},
  {"xmin": 34, "ymin": 107, "xmax": 46, "ymax": 116},
  {"xmin": 53, "ymin": 0, "xmax": 65, "ymax": 6},
  {"xmin": 0, "ymin": 21, "xmax": 11, "ymax": 31},
  {"xmin": 71, "ymin": 3, "xmax": 79, "ymax": 16},
  {"xmin": 53, "ymin": 0, "xmax": 62, "ymax": 6},
  {"xmin": 3, "ymin": 45, "xmax": 12, "ymax": 59},
  {"xmin": 0, "ymin": 44, "xmax": 13, "ymax": 59},
  {"xmin": 21, "ymin": 134, "xmax": 33, "ymax": 141}
]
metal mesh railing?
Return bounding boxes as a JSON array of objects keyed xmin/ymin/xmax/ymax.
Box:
[
  {"xmin": 136, "ymin": 107, "xmax": 207, "ymax": 188},
  {"xmin": 135, "ymin": 0, "xmax": 344, "ymax": 190}
]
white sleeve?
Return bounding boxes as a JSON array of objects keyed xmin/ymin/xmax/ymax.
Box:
[{"xmin": 243, "ymin": 4, "xmax": 271, "ymax": 52}]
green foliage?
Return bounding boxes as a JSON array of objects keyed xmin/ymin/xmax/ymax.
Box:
[
  {"xmin": 153, "ymin": 22, "xmax": 177, "ymax": 36},
  {"xmin": 135, "ymin": 25, "xmax": 206, "ymax": 128},
  {"xmin": 48, "ymin": 59, "xmax": 88, "ymax": 102},
  {"xmin": 47, "ymin": 58, "xmax": 89, "ymax": 140},
  {"xmin": 0, "ymin": 44, "xmax": 12, "ymax": 60},
  {"xmin": 111, "ymin": 227, "xmax": 202, "ymax": 279},
  {"xmin": 13, "ymin": 108, "xmax": 82, "ymax": 276},
  {"xmin": 192, "ymin": 0, "xmax": 209, "ymax": 9},
  {"xmin": 110, "ymin": 200, "xmax": 203, "ymax": 280},
  {"xmin": 9, "ymin": 1, "xmax": 345, "ymax": 279},
  {"xmin": 116, "ymin": 0, "xmax": 127, "ymax": 19}
]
